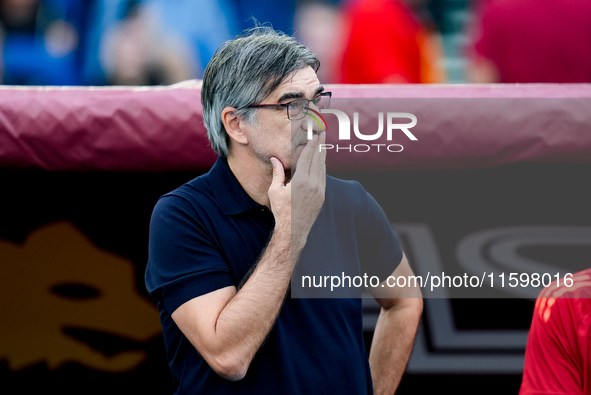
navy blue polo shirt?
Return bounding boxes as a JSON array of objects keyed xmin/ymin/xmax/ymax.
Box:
[{"xmin": 145, "ymin": 157, "xmax": 402, "ymax": 394}]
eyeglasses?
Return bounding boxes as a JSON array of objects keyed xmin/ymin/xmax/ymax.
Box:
[{"xmin": 246, "ymin": 91, "xmax": 332, "ymax": 120}]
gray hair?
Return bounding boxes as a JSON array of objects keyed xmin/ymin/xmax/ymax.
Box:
[{"xmin": 201, "ymin": 27, "xmax": 320, "ymax": 157}]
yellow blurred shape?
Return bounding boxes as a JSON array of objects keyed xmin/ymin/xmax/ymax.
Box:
[{"xmin": 0, "ymin": 221, "xmax": 161, "ymax": 372}]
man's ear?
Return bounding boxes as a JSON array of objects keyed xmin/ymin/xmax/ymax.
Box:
[{"xmin": 221, "ymin": 107, "xmax": 249, "ymax": 146}]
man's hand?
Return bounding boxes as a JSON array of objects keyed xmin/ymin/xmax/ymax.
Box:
[
  {"xmin": 268, "ymin": 131, "xmax": 327, "ymax": 250},
  {"xmin": 170, "ymin": 132, "xmax": 327, "ymax": 382}
]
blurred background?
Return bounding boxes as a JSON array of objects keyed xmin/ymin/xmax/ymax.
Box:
[
  {"xmin": 1, "ymin": 1, "xmax": 591, "ymax": 394},
  {"xmin": 1, "ymin": 0, "xmax": 590, "ymax": 87}
]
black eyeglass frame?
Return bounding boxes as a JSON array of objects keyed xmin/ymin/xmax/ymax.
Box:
[{"xmin": 245, "ymin": 91, "xmax": 332, "ymax": 120}]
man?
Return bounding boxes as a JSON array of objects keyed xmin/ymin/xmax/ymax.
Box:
[
  {"xmin": 145, "ymin": 27, "xmax": 422, "ymax": 394},
  {"xmin": 520, "ymin": 269, "xmax": 591, "ymax": 395}
]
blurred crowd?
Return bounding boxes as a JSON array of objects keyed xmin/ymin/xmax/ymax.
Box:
[{"xmin": 1, "ymin": 0, "xmax": 590, "ymax": 86}]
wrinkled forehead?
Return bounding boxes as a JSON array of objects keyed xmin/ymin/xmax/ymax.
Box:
[{"xmin": 263, "ymin": 66, "xmax": 323, "ymax": 102}]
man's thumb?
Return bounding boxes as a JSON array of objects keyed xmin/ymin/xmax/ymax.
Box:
[{"xmin": 270, "ymin": 157, "xmax": 285, "ymax": 186}]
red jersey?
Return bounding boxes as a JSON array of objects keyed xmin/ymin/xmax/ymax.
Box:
[{"xmin": 520, "ymin": 269, "xmax": 591, "ymax": 395}]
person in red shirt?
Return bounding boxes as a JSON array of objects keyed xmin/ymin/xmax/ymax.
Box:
[
  {"xmin": 520, "ymin": 269, "xmax": 591, "ymax": 395},
  {"xmin": 339, "ymin": 0, "xmax": 444, "ymax": 83},
  {"xmin": 468, "ymin": 0, "xmax": 591, "ymax": 83}
]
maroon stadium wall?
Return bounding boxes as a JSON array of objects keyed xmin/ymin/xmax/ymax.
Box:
[
  {"xmin": 1, "ymin": 83, "xmax": 590, "ymax": 395},
  {"xmin": 1, "ymin": 82, "xmax": 590, "ymax": 171}
]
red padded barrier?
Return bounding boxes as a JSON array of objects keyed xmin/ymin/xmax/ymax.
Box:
[{"xmin": 0, "ymin": 81, "xmax": 590, "ymax": 171}]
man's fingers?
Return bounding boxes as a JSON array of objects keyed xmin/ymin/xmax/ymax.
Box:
[
  {"xmin": 310, "ymin": 131, "xmax": 327, "ymax": 182},
  {"xmin": 296, "ymin": 134, "xmax": 319, "ymax": 176},
  {"xmin": 270, "ymin": 157, "xmax": 285, "ymax": 187}
]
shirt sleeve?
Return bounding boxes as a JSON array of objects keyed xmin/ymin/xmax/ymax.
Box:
[
  {"xmin": 145, "ymin": 194, "xmax": 235, "ymax": 315},
  {"xmin": 358, "ymin": 186, "xmax": 403, "ymax": 282},
  {"xmin": 520, "ymin": 296, "xmax": 585, "ymax": 395}
]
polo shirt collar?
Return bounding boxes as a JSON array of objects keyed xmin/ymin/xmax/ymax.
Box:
[{"xmin": 209, "ymin": 157, "xmax": 262, "ymax": 215}]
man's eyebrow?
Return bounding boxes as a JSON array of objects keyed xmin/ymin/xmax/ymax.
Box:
[
  {"xmin": 277, "ymin": 86, "xmax": 325, "ymax": 103},
  {"xmin": 314, "ymin": 86, "xmax": 325, "ymax": 96},
  {"xmin": 277, "ymin": 92, "xmax": 303, "ymax": 102}
]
